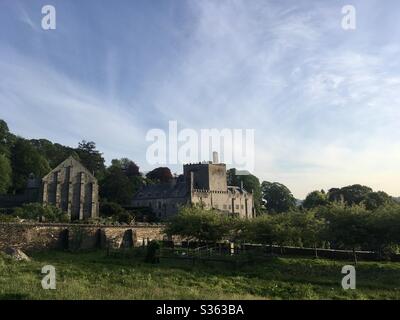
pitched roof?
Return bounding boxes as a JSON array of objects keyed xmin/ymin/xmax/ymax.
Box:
[{"xmin": 42, "ymin": 156, "xmax": 97, "ymax": 181}]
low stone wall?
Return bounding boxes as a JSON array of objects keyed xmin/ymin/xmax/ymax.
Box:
[{"xmin": 0, "ymin": 222, "xmax": 166, "ymax": 252}]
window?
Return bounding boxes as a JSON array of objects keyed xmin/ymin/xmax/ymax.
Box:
[
  {"xmin": 236, "ymin": 205, "xmax": 239, "ymax": 210},
  {"xmin": 241, "ymin": 205, "xmax": 244, "ymax": 209},
  {"xmin": 223, "ymin": 205, "xmax": 227, "ymax": 210}
]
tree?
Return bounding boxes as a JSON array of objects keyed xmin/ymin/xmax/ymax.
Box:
[
  {"xmin": 76, "ymin": 140, "xmax": 105, "ymax": 177},
  {"xmin": 111, "ymin": 158, "xmax": 140, "ymax": 177},
  {"xmin": 302, "ymin": 190, "xmax": 329, "ymax": 209},
  {"xmin": 13, "ymin": 203, "xmax": 69, "ymax": 222},
  {"xmin": 165, "ymin": 206, "xmax": 232, "ymax": 242},
  {"xmin": 0, "ymin": 119, "xmax": 12, "ymax": 156},
  {"xmin": 328, "ymin": 184, "xmax": 373, "ymax": 205},
  {"xmin": 100, "ymin": 201, "xmax": 134, "ymax": 224},
  {"xmin": 291, "ymin": 210, "xmax": 325, "ymax": 257},
  {"xmin": 100, "ymin": 165, "xmax": 134, "ymax": 205},
  {"xmin": 0, "ymin": 154, "xmax": 12, "ymax": 194},
  {"xmin": 363, "ymin": 191, "xmax": 394, "ymax": 211},
  {"xmin": 261, "ymin": 181, "xmax": 296, "ymax": 213},
  {"xmin": 10, "ymin": 138, "xmax": 51, "ymax": 193},
  {"xmin": 243, "ymin": 215, "xmax": 276, "ymax": 252},
  {"xmin": 30, "ymin": 139, "xmax": 78, "ymax": 169},
  {"xmin": 146, "ymin": 167, "xmax": 173, "ymax": 183},
  {"xmin": 365, "ymin": 205, "xmax": 400, "ymax": 258},
  {"xmin": 227, "ymin": 168, "xmax": 262, "ymax": 214},
  {"xmin": 320, "ymin": 203, "xmax": 371, "ymax": 264}
]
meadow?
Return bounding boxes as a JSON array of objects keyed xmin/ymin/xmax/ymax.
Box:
[{"xmin": 0, "ymin": 249, "xmax": 399, "ymax": 300}]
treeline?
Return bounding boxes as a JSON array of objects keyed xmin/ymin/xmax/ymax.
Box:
[
  {"xmin": 1, "ymin": 118, "xmax": 399, "ymax": 223},
  {"xmin": 166, "ymin": 203, "xmax": 400, "ymax": 262},
  {"xmin": 0, "ymin": 119, "xmax": 175, "ymax": 222}
]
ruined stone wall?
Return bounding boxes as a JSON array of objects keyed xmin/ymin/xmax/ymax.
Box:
[{"xmin": 0, "ymin": 223, "xmax": 166, "ymax": 252}]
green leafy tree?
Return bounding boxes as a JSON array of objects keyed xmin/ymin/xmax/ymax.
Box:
[
  {"xmin": 76, "ymin": 140, "xmax": 105, "ymax": 177},
  {"xmin": 100, "ymin": 165, "xmax": 134, "ymax": 205},
  {"xmin": 302, "ymin": 190, "xmax": 329, "ymax": 209},
  {"xmin": 145, "ymin": 240, "xmax": 161, "ymax": 263},
  {"xmin": 291, "ymin": 210, "xmax": 325, "ymax": 257},
  {"xmin": 227, "ymin": 168, "xmax": 262, "ymax": 214},
  {"xmin": 0, "ymin": 119, "xmax": 15, "ymax": 156},
  {"xmin": 30, "ymin": 139, "xmax": 78, "ymax": 169},
  {"xmin": 13, "ymin": 203, "xmax": 69, "ymax": 222},
  {"xmin": 366, "ymin": 205, "xmax": 400, "ymax": 258},
  {"xmin": 243, "ymin": 215, "xmax": 277, "ymax": 252},
  {"xmin": 146, "ymin": 167, "xmax": 173, "ymax": 183},
  {"xmin": 10, "ymin": 138, "xmax": 51, "ymax": 193},
  {"xmin": 100, "ymin": 201, "xmax": 133, "ymax": 223},
  {"xmin": 109, "ymin": 158, "xmax": 144, "ymax": 195},
  {"xmin": 363, "ymin": 191, "xmax": 394, "ymax": 211},
  {"xmin": 165, "ymin": 206, "xmax": 232, "ymax": 242},
  {"xmin": 328, "ymin": 184, "xmax": 373, "ymax": 205},
  {"xmin": 0, "ymin": 154, "xmax": 12, "ymax": 194},
  {"xmin": 320, "ymin": 203, "xmax": 371, "ymax": 264},
  {"xmin": 261, "ymin": 181, "xmax": 296, "ymax": 213},
  {"xmin": 111, "ymin": 158, "xmax": 140, "ymax": 177}
]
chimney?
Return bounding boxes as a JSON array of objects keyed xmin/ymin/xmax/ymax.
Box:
[
  {"xmin": 212, "ymin": 151, "xmax": 219, "ymax": 164},
  {"xmin": 240, "ymin": 180, "xmax": 244, "ymax": 190}
]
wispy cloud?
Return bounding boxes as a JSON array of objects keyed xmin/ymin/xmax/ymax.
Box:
[{"xmin": 0, "ymin": 0, "xmax": 399, "ymax": 198}]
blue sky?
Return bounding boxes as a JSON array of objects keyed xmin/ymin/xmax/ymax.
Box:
[{"xmin": 1, "ymin": 0, "xmax": 399, "ymax": 198}]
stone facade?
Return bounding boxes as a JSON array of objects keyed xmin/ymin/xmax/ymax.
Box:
[
  {"xmin": 42, "ymin": 156, "xmax": 99, "ymax": 220},
  {"xmin": 0, "ymin": 222, "xmax": 166, "ymax": 252},
  {"xmin": 132, "ymin": 159, "xmax": 255, "ymax": 220}
]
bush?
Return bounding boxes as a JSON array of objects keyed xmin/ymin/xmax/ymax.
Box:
[
  {"xmin": 100, "ymin": 201, "xmax": 134, "ymax": 224},
  {"xmin": 165, "ymin": 205, "xmax": 233, "ymax": 242},
  {"xmin": 145, "ymin": 240, "xmax": 161, "ymax": 263},
  {"xmin": 13, "ymin": 203, "xmax": 69, "ymax": 222}
]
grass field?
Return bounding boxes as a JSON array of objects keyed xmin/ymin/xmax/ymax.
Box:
[{"xmin": 0, "ymin": 249, "xmax": 399, "ymax": 300}]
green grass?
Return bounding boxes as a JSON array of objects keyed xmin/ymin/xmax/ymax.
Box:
[{"xmin": 0, "ymin": 249, "xmax": 400, "ymax": 300}]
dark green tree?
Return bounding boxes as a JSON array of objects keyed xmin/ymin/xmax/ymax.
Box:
[
  {"xmin": 363, "ymin": 191, "xmax": 394, "ymax": 211},
  {"xmin": 320, "ymin": 203, "xmax": 371, "ymax": 264},
  {"xmin": 146, "ymin": 167, "xmax": 172, "ymax": 183},
  {"xmin": 100, "ymin": 165, "xmax": 134, "ymax": 205},
  {"xmin": 30, "ymin": 139, "xmax": 78, "ymax": 168},
  {"xmin": 302, "ymin": 190, "xmax": 329, "ymax": 209},
  {"xmin": 328, "ymin": 184, "xmax": 373, "ymax": 205},
  {"xmin": 165, "ymin": 206, "xmax": 232, "ymax": 242},
  {"xmin": 227, "ymin": 168, "xmax": 262, "ymax": 214},
  {"xmin": 76, "ymin": 140, "xmax": 105, "ymax": 177},
  {"xmin": 0, "ymin": 154, "xmax": 12, "ymax": 194},
  {"xmin": 10, "ymin": 138, "xmax": 51, "ymax": 193},
  {"xmin": 261, "ymin": 181, "xmax": 296, "ymax": 213}
]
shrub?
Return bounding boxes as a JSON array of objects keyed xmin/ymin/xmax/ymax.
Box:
[
  {"xmin": 165, "ymin": 205, "xmax": 233, "ymax": 242},
  {"xmin": 145, "ymin": 240, "xmax": 161, "ymax": 263},
  {"xmin": 13, "ymin": 203, "xmax": 69, "ymax": 222}
]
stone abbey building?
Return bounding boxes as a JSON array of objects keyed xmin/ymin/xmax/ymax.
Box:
[
  {"xmin": 132, "ymin": 157, "xmax": 254, "ymax": 220},
  {"xmin": 42, "ymin": 156, "xmax": 99, "ymax": 220}
]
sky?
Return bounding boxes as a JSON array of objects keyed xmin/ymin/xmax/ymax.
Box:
[{"xmin": 0, "ymin": 0, "xmax": 399, "ymax": 199}]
